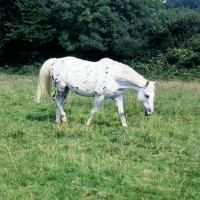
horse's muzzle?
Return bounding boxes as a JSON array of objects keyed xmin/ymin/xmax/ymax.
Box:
[{"xmin": 145, "ymin": 110, "xmax": 153, "ymax": 116}]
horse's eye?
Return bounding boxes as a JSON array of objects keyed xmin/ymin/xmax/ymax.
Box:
[{"xmin": 145, "ymin": 94, "xmax": 149, "ymax": 98}]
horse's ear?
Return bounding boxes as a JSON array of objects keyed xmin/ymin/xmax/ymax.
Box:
[{"xmin": 145, "ymin": 80, "xmax": 149, "ymax": 87}]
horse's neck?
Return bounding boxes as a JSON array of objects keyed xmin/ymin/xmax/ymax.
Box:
[{"xmin": 120, "ymin": 65, "xmax": 147, "ymax": 91}]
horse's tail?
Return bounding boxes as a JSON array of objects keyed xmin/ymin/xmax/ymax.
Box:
[{"xmin": 36, "ymin": 58, "xmax": 57, "ymax": 102}]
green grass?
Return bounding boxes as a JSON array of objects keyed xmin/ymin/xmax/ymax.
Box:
[{"xmin": 0, "ymin": 73, "xmax": 199, "ymax": 199}]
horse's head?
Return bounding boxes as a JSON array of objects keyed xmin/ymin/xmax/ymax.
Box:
[{"xmin": 137, "ymin": 81, "xmax": 156, "ymax": 116}]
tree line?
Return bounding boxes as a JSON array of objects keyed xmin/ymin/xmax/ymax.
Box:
[{"xmin": 0, "ymin": 0, "xmax": 200, "ymax": 79}]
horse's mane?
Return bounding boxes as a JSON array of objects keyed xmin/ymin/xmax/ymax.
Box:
[{"xmin": 100, "ymin": 58, "xmax": 147, "ymax": 88}]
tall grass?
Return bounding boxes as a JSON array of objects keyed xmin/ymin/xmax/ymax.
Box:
[{"xmin": 0, "ymin": 73, "xmax": 199, "ymax": 199}]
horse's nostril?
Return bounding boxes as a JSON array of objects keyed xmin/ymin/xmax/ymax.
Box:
[{"xmin": 145, "ymin": 109, "xmax": 153, "ymax": 116}]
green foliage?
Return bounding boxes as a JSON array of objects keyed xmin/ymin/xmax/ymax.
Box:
[
  {"xmin": 188, "ymin": 34, "xmax": 200, "ymax": 52},
  {"xmin": 126, "ymin": 50, "xmax": 200, "ymax": 81},
  {"xmin": 50, "ymin": 0, "xmax": 162, "ymax": 59},
  {"xmin": 0, "ymin": 0, "xmax": 17, "ymax": 58},
  {"xmin": 0, "ymin": 63, "xmax": 41, "ymax": 75},
  {"xmin": 1, "ymin": 0, "xmax": 200, "ymax": 76},
  {"xmin": 6, "ymin": 0, "xmax": 56, "ymax": 43},
  {"xmin": 1, "ymin": 0, "xmax": 59, "ymax": 65},
  {"xmin": 150, "ymin": 8, "xmax": 200, "ymax": 50},
  {"xmin": 163, "ymin": 0, "xmax": 200, "ymax": 9},
  {"xmin": 165, "ymin": 48, "xmax": 200, "ymax": 68},
  {"xmin": 0, "ymin": 74, "xmax": 200, "ymax": 199}
]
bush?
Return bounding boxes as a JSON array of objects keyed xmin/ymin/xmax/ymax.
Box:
[
  {"xmin": 126, "ymin": 51, "xmax": 200, "ymax": 81},
  {"xmin": 166, "ymin": 48, "xmax": 200, "ymax": 68},
  {"xmin": 0, "ymin": 63, "xmax": 41, "ymax": 75}
]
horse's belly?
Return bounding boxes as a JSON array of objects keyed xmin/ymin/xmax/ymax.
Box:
[
  {"xmin": 67, "ymin": 81, "xmax": 96, "ymax": 97},
  {"xmin": 71, "ymin": 87, "xmax": 95, "ymax": 97}
]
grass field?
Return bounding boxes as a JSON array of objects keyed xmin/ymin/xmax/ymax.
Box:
[{"xmin": 0, "ymin": 73, "xmax": 199, "ymax": 199}]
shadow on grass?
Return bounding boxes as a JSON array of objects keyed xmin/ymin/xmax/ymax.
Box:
[
  {"xmin": 26, "ymin": 114, "xmax": 55, "ymax": 122},
  {"xmin": 93, "ymin": 120, "xmax": 112, "ymax": 127},
  {"xmin": 27, "ymin": 112, "xmax": 115, "ymax": 127}
]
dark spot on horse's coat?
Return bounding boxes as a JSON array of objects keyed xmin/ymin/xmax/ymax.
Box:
[
  {"xmin": 95, "ymin": 92, "xmax": 97, "ymax": 94},
  {"xmin": 77, "ymin": 70, "xmax": 79, "ymax": 72},
  {"xmin": 56, "ymin": 73, "xmax": 60, "ymax": 76},
  {"xmin": 71, "ymin": 85, "xmax": 74, "ymax": 89},
  {"xmin": 103, "ymin": 87, "xmax": 106, "ymax": 90},
  {"xmin": 52, "ymin": 94, "xmax": 55, "ymax": 100},
  {"xmin": 120, "ymin": 113, "xmax": 125, "ymax": 117},
  {"xmin": 87, "ymin": 74, "xmax": 89, "ymax": 75},
  {"xmin": 76, "ymin": 87, "xmax": 79, "ymax": 89},
  {"xmin": 106, "ymin": 72, "xmax": 108, "ymax": 74},
  {"xmin": 51, "ymin": 61, "xmax": 55, "ymax": 67},
  {"xmin": 83, "ymin": 81, "xmax": 87, "ymax": 83}
]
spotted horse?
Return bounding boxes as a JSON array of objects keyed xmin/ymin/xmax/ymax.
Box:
[{"xmin": 36, "ymin": 56, "xmax": 156, "ymax": 126}]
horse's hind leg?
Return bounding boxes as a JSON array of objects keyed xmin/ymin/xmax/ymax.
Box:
[
  {"xmin": 52, "ymin": 87, "xmax": 69, "ymax": 124},
  {"xmin": 86, "ymin": 95, "xmax": 104, "ymax": 125}
]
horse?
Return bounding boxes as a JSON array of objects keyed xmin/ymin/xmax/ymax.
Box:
[{"xmin": 36, "ymin": 56, "xmax": 156, "ymax": 126}]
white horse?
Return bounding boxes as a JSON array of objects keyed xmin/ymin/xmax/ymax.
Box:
[{"xmin": 37, "ymin": 56, "xmax": 156, "ymax": 126}]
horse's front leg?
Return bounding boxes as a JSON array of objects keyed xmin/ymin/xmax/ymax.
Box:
[
  {"xmin": 112, "ymin": 95, "xmax": 127, "ymax": 127},
  {"xmin": 86, "ymin": 95, "xmax": 104, "ymax": 125}
]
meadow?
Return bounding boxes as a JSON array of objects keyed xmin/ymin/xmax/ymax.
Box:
[{"xmin": 0, "ymin": 73, "xmax": 199, "ymax": 199}]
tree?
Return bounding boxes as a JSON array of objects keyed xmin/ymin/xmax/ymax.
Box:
[
  {"xmin": 163, "ymin": 0, "xmax": 200, "ymax": 9},
  {"xmin": 1, "ymin": 0, "xmax": 59, "ymax": 64},
  {"xmin": 147, "ymin": 7, "xmax": 200, "ymax": 70},
  {"xmin": 152, "ymin": 8, "xmax": 200, "ymax": 50},
  {"xmin": 0, "ymin": 0, "xmax": 18, "ymax": 64},
  {"xmin": 50, "ymin": 0, "xmax": 163, "ymax": 60}
]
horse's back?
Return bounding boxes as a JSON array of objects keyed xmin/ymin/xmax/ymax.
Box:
[{"xmin": 51, "ymin": 56, "xmax": 126, "ymax": 71}]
